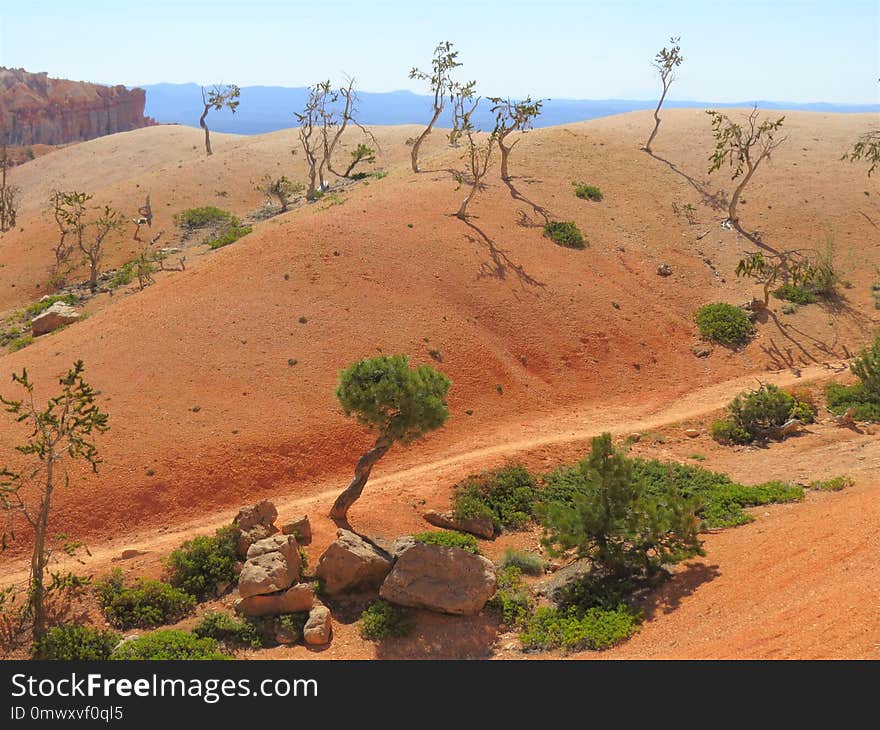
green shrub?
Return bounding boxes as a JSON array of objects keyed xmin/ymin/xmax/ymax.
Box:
[
  {"xmin": 543, "ymin": 221, "xmax": 586, "ymax": 249},
  {"xmin": 108, "ymin": 262, "xmax": 136, "ymax": 289},
  {"xmin": 359, "ymin": 600, "xmax": 415, "ymax": 641},
  {"xmin": 809, "ymin": 475, "xmax": 854, "ymax": 492},
  {"xmin": 850, "ymin": 334, "xmax": 880, "ymax": 398},
  {"xmin": 111, "ymin": 630, "xmax": 231, "ymax": 660},
  {"xmin": 630, "ymin": 459, "xmax": 804, "ymax": 529},
  {"xmin": 694, "ymin": 302, "xmax": 753, "ymax": 347},
  {"xmin": 573, "ymin": 183, "xmax": 603, "ymax": 201},
  {"xmin": 173, "ymin": 206, "xmax": 235, "ymax": 230},
  {"xmin": 277, "ymin": 612, "xmax": 309, "ymax": 644},
  {"xmin": 33, "ymin": 624, "xmax": 119, "ymax": 660},
  {"xmin": 710, "ymin": 419, "xmax": 754, "ymax": 445},
  {"xmin": 774, "ymin": 283, "xmax": 816, "ymax": 304},
  {"xmin": 413, "ymin": 530, "xmax": 479, "ymax": 554},
  {"xmin": 165, "ymin": 526, "xmax": 239, "ymax": 601},
  {"xmin": 193, "ymin": 612, "xmax": 263, "ymax": 648},
  {"xmin": 208, "ymin": 223, "xmax": 252, "ymax": 249},
  {"xmin": 499, "ymin": 548, "xmax": 545, "ymax": 576},
  {"xmin": 488, "ymin": 566, "xmax": 533, "ymax": 627},
  {"xmin": 452, "ymin": 465, "xmax": 538, "ymax": 532},
  {"xmin": 825, "ymin": 382, "xmax": 880, "ymax": 421},
  {"xmin": 25, "ymin": 294, "xmax": 77, "ymax": 318},
  {"xmin": 8, "ymin": 335, "xmax": 33, "ymax": 352},
  {"xmin": 519, "ymin": 604, "xmax": 639, "ymax": 652},
  {"xmin": 96, "ymin": 569, "xmax": 196, "ymax": 629},
  {"xmin": 713, "ymin": 383, "xmax": 806, "ymax": 444}
]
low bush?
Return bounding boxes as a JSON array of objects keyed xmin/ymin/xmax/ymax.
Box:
[
  {"xmin": 8, "ymin": 335, "xmax": 33, "ymax": 352},
  {"xmin": 96, "ymin": 569, "xmax": 195, "ymax": 629},
  {"xmin": 573, "ymin": 183, "xmax": 603, "ymax": 201},
  {"xmin": 519, "ymin": 604, "xmax": 639, "ymax": 652},
  {"xmin": 108, "ymin": 262, "xmax": 136, "ymax": 289},
  {"xmin": 499, "ymin": 548, "xmax": 544, "ymax": 576},
  {"xmin": 165, "ymin": 526, "xmax": 239, "ymax": 601},
  {"xmin": 810, "ymin": 475, "xmax": 854, "ymax": 492},
  {"xmin": 173, "ymin": 206, "xmax": 235, "ymax": 231},
  {"xmin": 452, "ymin": 465, "xmax": 538, "ymax": 532},
  {"xmin": 710, "ymin": 419, "xmax": 753, "ymax": 445},
  {"xmin": 488, "ymin": 566, "xmax": 533, "ymax": 627},
  {"xmin": 543, "ymin": 221, "xmax": 586, "ymax": 249},
  {"xmin": 413, "ymin": 530, "xmax": 479, "ymax": 554},
  {"xmin": 694, "ymin": 302, "xmax": 753, "ymax": 347},
  {"xmin": 277, "ymin": 612, "xmax": 309, "ymax": 644},
  {"xmin": 32, "ymin": 624, "xmax": 119, "ymax": 660},
  {"xmin": 359, "ymin": 600, "xmax": 415, "ymax": 641},
  {"xmin": 825, "ymin": 382, "xmax": 880, "ymax": 421},
  {"xmin": 208, "ymin": 222, "xmax": 252, "ymax": 249},
  {"xmin": 111, "ymin": 630, "xmax": 231, "ymax": 660},
  {"xmin": 193, "ymin": 612, "xmax": 263, "ymax": 648},
  {"xmin": 773, "ymin": 283, "xmax": 816, "ymax": 304},
  {"xmin": 712, "ymin": 383, "xmax": 808, "ymax": 444}
]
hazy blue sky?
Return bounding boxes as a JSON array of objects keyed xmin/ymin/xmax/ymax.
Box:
[{"xmin": 1, "ymin": 0, "xmax": 877, "ymax": 103}]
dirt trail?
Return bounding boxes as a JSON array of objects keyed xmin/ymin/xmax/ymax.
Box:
[{"xmin": 0, "ymin": 360, "xmax": 843, "ymax": 587}]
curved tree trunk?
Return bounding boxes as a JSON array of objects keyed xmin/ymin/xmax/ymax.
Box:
[
  {"xmin": 411, "ymin": 106, "xmax": 443, "ymax": 173},
  {"xmin": 200, "ymin": 106, "xmax": 212, "ymax": 156},
  {"xmin": 499, "ymin": 142, "xmax": 511, "ymax": 181},
  {"xmin": 728, "ymin": 164, "xmax": 756, "ymax": 226},
  {"xmin": 643, "ymin": 83, "xmax": 669, "ymax": 153},
  {"xmin": 456, "ymin": 181, "xmax": 480, "ymax": 219},
  {"xmin": 329, "ymin": 434, "xmax": 393, "ymax": 522}
]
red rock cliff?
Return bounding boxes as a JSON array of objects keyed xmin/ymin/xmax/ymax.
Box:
[{"xmin": 0, "ymin": 67, "xmax": 154, "ymax": 146}]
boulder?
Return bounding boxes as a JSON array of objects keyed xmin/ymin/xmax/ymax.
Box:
[
  {"xmin": 233, "ymin": 499, "xmax": 278, "ymax": 557},
  {"xmin": 684, "ymin": 428, "xmax": 700, "ymax": 438},
  {"xmin": 281, "ymin": 515, "xmax": 312, "ymax": 545},
  {"xmin": 247, "ymin": 534, "xmax": 300, "ymax": 566},
  {"xmin": 315, "ymin": 529, "xmax": 392, "ymax": 595},
  {"xmin": 238, "ymin": 552, "xmax": 299, "ymax": 598},
  {"xmin": 31, "ymin": 303, "xmax": 80, "ymax": 337},
  {"xmin": 234, "ymin": 583, "xmax": 314, "ymax": 618},
  {"xmin": 423, "ymin": 509, "xmax": 495, "ymax": 540},
  {"xmin": 303, "ymin": 605, "xmax": 332, "ymax": 646},
  {"xmin": 534, "ymin": 558, "xmax": 593, "ymax": 607},
  {"xmin": 379, "ymin": 542, "xmax": 496, "ymax": 615}
]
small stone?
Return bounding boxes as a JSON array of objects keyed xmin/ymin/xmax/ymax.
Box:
[
  {"xmin": 303, "ymin": 605, "xmax": 332, "ymax": 646},
  {"xmin": 684, "ymin": 428, "xmax": 700, "ymax": 438}
]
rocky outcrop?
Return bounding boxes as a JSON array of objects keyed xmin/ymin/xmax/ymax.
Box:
[
  {"xmin": 281, "ymin": 515, "xmax": 312, "ymax": 545},
  {"xmin": 233, "ymin": 500, "xmax": 279, "ymax": 557},
  {"xmin": 234, "ymin": 583, "xmax": 314, "ymax": 618},
  {"xmin": 380, "ymin": 543, "xmax": 497, "ymax": 615},
  {"xmin": 423, "ymin": 509, "xmax": 495, "ymax": 540},
  {"xmin": 31, "ymin": 302, "xmax": 80, "ymax": 336},
  {"xmin": 238, "ymin": 535, "xmax": 302, "ymax": 599},
  {"xmin": 0, "ymin": 67, "xmax": 154, "ymax": 146},
  {"xmin": 315, "ymin": 529, "xmax": 392, "ymax": 595}
]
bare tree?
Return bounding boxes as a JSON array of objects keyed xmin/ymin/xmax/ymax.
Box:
[
  {"xmin": 50, "ymin": 191, "xmax": 89, "ymax": 286},
  {"xmin": 81, "ymin": 206, "xmax": 126, "ymax": 293},
  {"xmin": 0, "ymin": 121, "xmax": 19, "ymax": 234},
  {"xmin": 453, "ymin": 92, "xmax": 496, "ymax": 220},
  {"xmin": 132, "ymin": 194, "xmax": 153, "ymax": 241},
  {"xmin": 322, "ymin": 78, "xmax": 378, "ymax": 179},
  {"xmin": 707, "ymin": 106, "xmax": 786, "ymax": 229},
  {"xmin": 409, "ymin": 41, "xmax": 467, "ymax": 173},
  {"xmin": 643, "ymin": 37, "xmax": 684, "ymax": 154},
  {"xmin": 488, "ymin": 96, "xmax": 543, "ymax": 180},
  {"xmin": 295, "ymin": 83, "xmax": 330, "ymax": 200},
  {"xmin": 199, "ymin": 84, "xmax": 240, "ymax": 156}
]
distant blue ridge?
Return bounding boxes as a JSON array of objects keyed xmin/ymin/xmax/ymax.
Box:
[{"xmin": 138, "ymin": 82, "xmax": 880, "ymax": 136}]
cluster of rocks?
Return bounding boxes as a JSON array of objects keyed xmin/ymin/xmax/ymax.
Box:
[
  {"xmin": 231, "ymin": 502, "xmax": 329, "ymax": 646},
  {"xmin": 316, "ymin": 529, "xmax": 497, "ymax": 615}
]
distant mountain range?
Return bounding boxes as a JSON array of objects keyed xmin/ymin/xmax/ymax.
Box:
[{"xmin": 140, "ymin": 83, "xmax": 879, "ymax": 135}]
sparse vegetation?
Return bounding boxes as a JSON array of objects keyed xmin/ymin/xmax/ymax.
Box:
[
  {"xmin": 359, "ymin": 600, "xmax": 415, "ymax": 640},
  {"xmin": 330, "ymin": 355, "xmax": 451, "ymax": 521},
  {"xmin": 825, "ymin": 334, "xmax": 880, "ymax": 421},
  {"xmin": 711, "ymin": 383, "xmax": 810, "ymax": 445},
  {"xmin": 489, "ymin": 96, "xmax": 543, "ymax": 180},
  {"xmin": 543, "ymin": 221, "xmax": 585, "ymax": 249},
  {"xmin": 810, "ymin": 475, "xmax": 854, "ymax": 492},
  {"xmin": 520, "ymin": 603, "xmax": 639, "ymax": 652},
  {"xmin": 256, "ymin": 175, "xmax": 304, "ymax": 212},
  {"xmin": 173, "ymin": 206, "xmax": 235, "ymax": 230},
  {"xmin": 193, "ymin": 611, "xmax": 263, "ymax": 648},
  {"xmin": 96, "ymin": 569, "xmax": 195, "ymax": 629},
  {"xmin": 111, "ymin": 629, "xmax": 231, "ymax": 660},
  {"xmin": 488, "ymin": 566, "xmax": 533, "ymax": 626},
  {"xmin": 413, "ymin": 530, "xmax": 479, "ymax": 554},
  {"xmin": 199, "ymin": 84, "xmax": 240, "ymax": 156},
  {"xmin": 32, "ymin": 623, "xmax": 119, "ymax": 660},
  {"xmin": 644, "ymin": 36, "xmax": 684, "ymax": 154},
  {"xmin": 573, "ymin": 182, "xmax": 603, "ymax": 201},
  {"xmin": 451, "ymin": 464, "xmax": 538, "ymax": 532},
  {"xmin": 207, "ymin": 221, "xmax": 252, "ymax": 249},
  {"xmin": 499, "ymin": 548, "xmax": 544, "ymax": 576},
  {"xmin": 694, "ymin": 302, "xmax": 753, "ymax": 347},
  {"xmin": 165, "ymin": 526, "xmax": 239, "ymax": 601}
]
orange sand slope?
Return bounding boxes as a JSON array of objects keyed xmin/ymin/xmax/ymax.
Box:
[{"xmin": 0, "ymin": 108, "xmax": 877, "ymax": 550}]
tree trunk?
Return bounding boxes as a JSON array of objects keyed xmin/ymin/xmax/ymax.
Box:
[
  {"xmin": 31, "ymin": 462, "xmax": 54, "ymax": 641},
  {"xmin": 456, "ymin": 180, "xmax": 480, "ymax": 219},
  {"xmin": 306, "ymin": 165, "xmax": 318, "ymax": 201},
  {"xmin": 200, "ymin": 106, "xmax": 212, "ymax": 156},
  {"xmin": 329, "ymin": 434, "xmax": 393, "ymax": 522},
  {"xmin": 88, "ymin": 257, "xmax": 98, "ymax": 293},
  {"xmin": 728, "ymin": 165, "xmax": 756, "ymax": 225},
  {"xmin": 499, "ymin": 143, "xmax": 511, "ymax": 181},
  {"xmin": 643, "ymin": 83, "xmax": 669, "ymax": 153},
  {"xmin": 411, "ymin": 106, "xmax": 443, "ymax": 173}
]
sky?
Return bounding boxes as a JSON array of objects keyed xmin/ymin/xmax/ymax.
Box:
[{"xmin": 0, "ymin": 0, "xmax": 877, "ymax": 104}]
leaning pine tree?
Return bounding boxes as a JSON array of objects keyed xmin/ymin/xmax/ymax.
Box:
[{"xmin": 329, "ymin": 355, "xmax": 451, "ymax": 522}]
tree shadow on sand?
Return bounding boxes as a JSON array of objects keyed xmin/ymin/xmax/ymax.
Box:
[
  {"xmin": 459, "ymin": 218, "xmax": 546, "ymax": 290},
  {"xmin": 503, "ymin": 176, "xmax": 553, "ymax": 227},
  {"xmin": 637, "ymin": 562, "xmax": 721, "ymax": 621}
]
